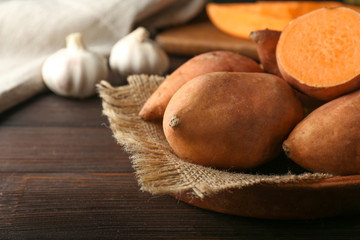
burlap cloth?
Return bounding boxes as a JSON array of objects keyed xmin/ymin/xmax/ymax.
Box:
[{"xmin": 97, "ymin": 75, "xmax": 331, "ymax": 199}]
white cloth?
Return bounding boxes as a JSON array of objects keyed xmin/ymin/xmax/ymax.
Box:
[{"xmin": 0, "ymin": 0, "xmax": 205, "ymax": 113}]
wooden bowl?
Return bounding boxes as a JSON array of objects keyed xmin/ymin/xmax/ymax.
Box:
[{"xmin": 172, "ymin": 175, "xmax": 360, "ymax": 219}]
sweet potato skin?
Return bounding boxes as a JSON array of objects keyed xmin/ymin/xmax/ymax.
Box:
[
  {"xmin": 139, "ymin": 51, "xmax": 263, "ymax": 120},
  {"xmin": 250, "ymin": 29, "xmax": 282, "ymax": 78},
  {"xmin": 163, "ymin": 72, "xmax": 304, "ymax": 170},
  {"xmin": 283, "ymin": 89, "xmax": 360, "ymax": 175}
]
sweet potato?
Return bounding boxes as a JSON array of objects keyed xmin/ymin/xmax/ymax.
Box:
[
  {"xmin": 249, "ymin": 29, "xmax": 327, "ymax": 114},
  {"xmin": 249, "ymin": 9, "xmax": 360, "ymax": 109},
  {"xmin": 276, "ymin": 7, "xmax": 360, "ymax": 101},
  {"xmin": 249, "ymin": 29, "xmax": 282, "ymax": 77},
  {"xmin": 139, "ymin": 51, "xmax": 263, "ymax": 120},
  {"xmin": 283, "ymin": 89, "xmax": 360, "ymax": 175},
  {"xmin": 163, "ymin": 72, "xmax": 304, "ymax": 170},
  {"xmin": 206, "ymin": 1, "xmax": 360, "ymax": 39}
]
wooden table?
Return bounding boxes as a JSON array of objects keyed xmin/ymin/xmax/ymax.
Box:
[{"xmin": 0, "ymin": 56, "xmax": 359, "ymax": 240}]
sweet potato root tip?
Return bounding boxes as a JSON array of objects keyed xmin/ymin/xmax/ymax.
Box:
[
  {"xmin": 277, "ymin": 7, "xmax": 360, "ymax": 100},
  {"xmin": 250, "ymin": 29, "xmax": 282, "ymax": 77},
  {"xmin": 169, "ymin": 115, "xmax": 180, "ymax": 128},
  {"xmin": 282, "ymin": 143, "xmax": 291, "ymax": 157},
  {"xmin": 249, "ymin": 30, "xmax": 263, "ymax": 44}
]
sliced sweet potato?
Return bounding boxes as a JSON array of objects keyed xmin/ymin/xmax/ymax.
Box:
[
  {"xmin": 277, "ymin": 7, "xmax": 360, "ymax": 101},
  {"xmin": 206, "ymin": 1, "xmax": 357, "ymax": 39}
]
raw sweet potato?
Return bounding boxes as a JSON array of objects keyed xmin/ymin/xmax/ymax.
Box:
[
  {"xmin": 163, "ymin": 72, "xmax": 304, "ymax": 170},
  {"xmin": 249, "ymin": 29, "xmax": 282, "ymax": 77},
  {"xmin": 283, "ymin": 89, "xmax": 360, "ymax": 175},
  {"xmin": 249, "ymin": 29, "xmax": 326, "ymax": 114},
  {"xmin": 276, "ymin": 7, "xmax": 360, "ymax": 101},
  {"xmin": 139, "ymin": 51, "xmax": 263, "ymax": 120},
  {"xmin": 206, "ymin": 1, "xmax": 360, "ymax": 39}
]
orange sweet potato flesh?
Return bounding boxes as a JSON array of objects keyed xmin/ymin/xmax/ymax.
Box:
[
  {"xmin": 277, "ymin": 7, "xmax": 360, "ymax": 101},
  {"xmin": 249, "ymin": 29, "xmax": 282, "ymax": 77},
  {"xmin": 206, "ymin": 1, "xmax": 360, "ymax": 39},
  {"xmin": 139, "ymin": 51, "xmax": 263, "ymax": 120},
  {"xmin": 163, "ymin": 72, "xmax": 304, "ymax": 170},
  {"xmin": 283, "ymin": 89, "xmax": 360, "ymax": 175},
  {"xmin": 249, "ymin": 29, "xmax": 327, "ymax": 114}
]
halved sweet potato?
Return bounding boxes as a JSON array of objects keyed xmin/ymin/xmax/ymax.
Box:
[
  {"xmin": 277, "ymin": 7, "xmax": 360, "ymax": 101},
  {"xmin": 206, "ymin": 1, "xmax": 356, "ymax": 39}
]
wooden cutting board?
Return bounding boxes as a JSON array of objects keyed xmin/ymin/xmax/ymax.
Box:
[{"xmin": 155, "ymin": 20, "xmax": 258, "ymax": 60}]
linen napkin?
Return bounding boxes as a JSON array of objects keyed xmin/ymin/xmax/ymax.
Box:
[{"xmin": 0, "ymin": 0, "xmax": 205, "ymax": 113}]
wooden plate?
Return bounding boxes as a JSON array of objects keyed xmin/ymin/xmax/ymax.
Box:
[{"xmin": 172, "ymin": 175, "xmax": 360, "ymax": 219}]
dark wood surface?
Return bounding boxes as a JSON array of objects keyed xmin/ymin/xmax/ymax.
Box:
[{"xmin": 1, "ymin": 56, "xmax": 360, "ymax": 240}]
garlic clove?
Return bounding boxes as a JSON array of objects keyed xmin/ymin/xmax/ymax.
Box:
[{"xmin": 42, "ymin": 32, "xmax": 108, "ymax": 99}]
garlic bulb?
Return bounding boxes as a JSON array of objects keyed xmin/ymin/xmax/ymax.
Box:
[
  {"xmin": 42, "ymin": 32, "xmax": 108, "ymax": 98},
  {"xmin": 109, "ymin": 27, "xmax": 169, "ymax": 80}
]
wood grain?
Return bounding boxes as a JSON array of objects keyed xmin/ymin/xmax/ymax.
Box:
[
  {"xmin": 0, "ymin": 93, "xmax": 130, "ymax": 173},
  {"xmin": 0, "ymin": 126, "xmax": 131, "ymax": 173},
  {"xmin": 1, "ymin": 172, "xmax": 360, "ymax": 240},
  {"xmin": 0, "ymin": 92, "xmax": 106, "ymax": 127}
]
